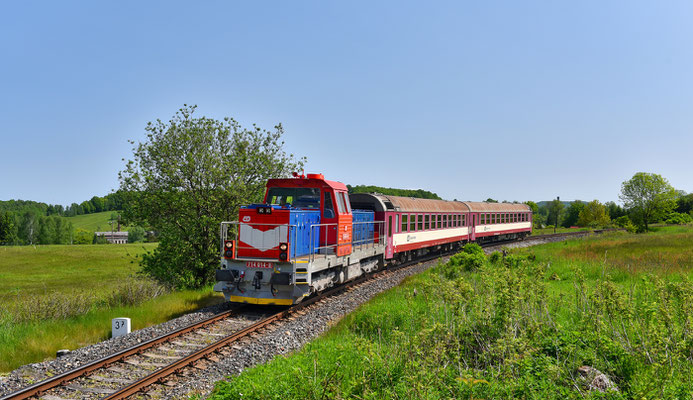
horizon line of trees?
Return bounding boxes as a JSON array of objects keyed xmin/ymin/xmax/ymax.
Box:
[{"xmin": 0, "ymin": 191, "xmax": 127, "ymax": 219}]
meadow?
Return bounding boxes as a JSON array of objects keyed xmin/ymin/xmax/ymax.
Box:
[
  {"xmin": 0, "ymin": 243, "xmax": 225, "ymax": 372},
  {"xmin": 209, "ymin": 226, "xmax": 693, "ymax": 399}
]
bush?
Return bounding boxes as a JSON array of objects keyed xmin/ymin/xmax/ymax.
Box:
[
  {"xmin": 73, "ymin": 228, "xmax": 92, "ymax": 244},
  {"xmin": 665, "ymin": 212, "xmax": 693, "ymax": 225},
  {"xmin": 128, "ymin": 226, "xmax": 146, "ymax": 243}
]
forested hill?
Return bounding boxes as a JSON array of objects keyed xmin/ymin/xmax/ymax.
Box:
[{"xmin": 347, "ymin": 185, "xmax": 442, "ymax": 200}]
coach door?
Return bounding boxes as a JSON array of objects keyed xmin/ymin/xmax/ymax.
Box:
[
  {"xmin": 385, "ymin": 214, "xmax": 394, "ymax": 258},
  {"xmin": 470, "ymin": 214, "xmax": 476, "ymax": 241}
]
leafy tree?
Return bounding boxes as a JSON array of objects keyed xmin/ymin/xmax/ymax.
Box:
[
  {"xmin": 0, "ymin": 211, "xmax": 17, "ymax": 245},
  {"xmin": 485, "ymin": 198, "xmax": 498, "ymax": 203},
  {"xmin": 90, "ymin": 196, "xmax": 105, "ymax": 213},
  {"xmin": 605, "ymin": 201, "xmax": 626, "ymax": 220},
  {"xmin": 119, "ymin": 105, "xmax": 304, "ymax": 288},
  {"xmin": 577, "ymin": 200, "xmax": 611, "ymax": 227},
  {"xmin": 18, "ymin": 210, "xmax": 40, "ymax": 245},
  {"xmin": 562, "ymin": 201, "xmax": 585, "ymax": 227},
  {"xmin": 620, "ymin": 172, "xmax": 677, "ymax": 232},
  {"xmin": 74, "ymin": 228, "xmax": 93, "ymax": 244},
  {"xmin": 128, "ymin": 226, "xmax": 146, "ymax": 243},
  {"xmin": 546, "ymin": 198, "xmax": 564, "ymax": 231},
  {"xmin": 675, "ymin": 192, "xmax": 693, "ymax": 215}
]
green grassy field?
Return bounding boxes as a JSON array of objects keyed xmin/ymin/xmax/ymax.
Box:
[
  {"xmin": 208, "ymin": 226, "xmax": 693, "ymax": 399},
  {"xmin": 0, "ymin": 243, "xmax": 154, "ymax": 300},
  {"xmin": 0, "ymin": 243, "xmax": 227, "ymax": 372}
]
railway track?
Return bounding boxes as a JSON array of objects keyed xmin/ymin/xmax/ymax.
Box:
[{"xmin": 1, "ymin": 229, "xmax": 608, "ymax": 400}]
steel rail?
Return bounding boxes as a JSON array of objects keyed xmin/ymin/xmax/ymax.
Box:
[
  {"xmin": 103, "ymin": 254, "xmax": 435, "ymax": 399},
  {"xmin": 0, "ymin": 305, "xmax": 249, "ymax": 400}
]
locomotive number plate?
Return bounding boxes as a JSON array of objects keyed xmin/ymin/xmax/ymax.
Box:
[{"xmin": 246, "ymin": 261, "xmax": 274, "ymax": 269}]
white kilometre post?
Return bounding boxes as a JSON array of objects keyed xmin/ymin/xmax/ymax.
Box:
[{"xmin": 112, "ymin": 317, "xmax": 131, "ymax": 338}]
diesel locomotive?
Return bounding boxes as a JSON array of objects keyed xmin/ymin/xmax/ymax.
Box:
[{"xmin": 214, "ymin": 173, "xmax": 532, "ymax": 305}]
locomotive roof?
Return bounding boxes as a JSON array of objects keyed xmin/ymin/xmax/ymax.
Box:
[{"xmin": 349, "ymin": 193, "xmax": 530, "ymax": 213}]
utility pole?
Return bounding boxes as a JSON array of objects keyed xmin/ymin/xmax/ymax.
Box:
[{"xmin": 554, "ymin": 196, "xmax": 560, "ymax": 234}]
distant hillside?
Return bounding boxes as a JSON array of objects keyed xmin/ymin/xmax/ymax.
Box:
[
  {"xmin": 66, "ymin": 211, "xmax": 130, "ymax": 233},
  {"xmin": 348, "ymin": 185, "xmax": 442, "ymax": 200}
]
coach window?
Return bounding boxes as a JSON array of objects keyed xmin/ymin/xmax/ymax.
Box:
[
  {"xmin": 463, "ymin": 214, "xmax": 467, "ymax": 226},
  {"xmin": 481, "ymin": 214, "xmax": 486, "ymax": 225},
  {"xmin": 401, "ymin": 215, "xmax": 408, "ymax": 232},
  {"xmin": 436, "ymin": 214, "xmax": 440, "ymax": 228},
  {"xmin": 456, "ymin": 214, "xmax": 460, "ymax": 227},
  {"xmin": 425, "ymin": 215, "xmax": 430, "ymax": 230},
  {"xmin": 417, "ymin": 214, "xmax": 423, "ymax": 231},
  {"xmin": 396, "ymin": 214, "xmax": 400, "ymax": 233}
]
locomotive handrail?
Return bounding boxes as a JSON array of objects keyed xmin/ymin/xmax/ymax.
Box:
[{"xmin": 219, "ymin": 221, "xmax": 298, "ymax": 259}]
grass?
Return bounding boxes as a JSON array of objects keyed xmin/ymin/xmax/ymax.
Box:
[
  {"xmin": 208, "ymin": 226, "xmax": 693, "ymax": 399},
  {"xmin": 531, "ymin": 226, "xmax": 592, "ymax": 236},
  {"xmin": 0, "ymin": 243, "xmax": 155, "ymax": 301},
  {"xmin": 0, "ymin": 288, "xmax": 224, "ymax": 372},
  {"xmin": 0, "ymin": 242, "xmax": 226, "ymax": 372},
  {"xmin": 65, "ymin": 211, "xmax": 131, "ymax": 233}
]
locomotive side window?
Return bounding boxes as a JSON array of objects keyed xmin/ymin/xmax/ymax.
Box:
[
  {"xmin": 402, "ymin": 215, "xmax": 408, "ymax": 232},
  {"xmin": 341, "ymin": 192, "xmax": 352, "ymax": 213},
  {"xmin": 323, "ymin": 191, "xmax": 335, "ymax": 219},
  {"xmin": 335, "ymin": 193, "xmax": 346, "ymax": 214}
]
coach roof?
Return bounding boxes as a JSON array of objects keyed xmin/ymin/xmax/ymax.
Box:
[{"xmin": 461, "ymin": 202, "xmax": 531, "ymax": 212}]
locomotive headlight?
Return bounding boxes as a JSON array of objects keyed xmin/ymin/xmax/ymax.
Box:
[{"xmin": 279, "ymin": 242, "xmax": 288, "ymax": 261}]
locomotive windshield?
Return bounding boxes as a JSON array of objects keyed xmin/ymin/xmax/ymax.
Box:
[{"xmin": 266, "ymin": 187, "xmax": 320, "ymax": 208}]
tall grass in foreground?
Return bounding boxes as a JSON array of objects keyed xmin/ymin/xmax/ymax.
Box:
[
  {"xmin": 209, "ymin": 230, "xmax": 693, "ymax": 399},
  {"xmin": 0, "ymin": 287, "xmax": 224, "ymax": 372}
]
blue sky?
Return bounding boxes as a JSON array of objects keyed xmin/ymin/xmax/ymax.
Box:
[{"xmin": 1, "ymin": 1, "xmax": 692, "ymax": 206}]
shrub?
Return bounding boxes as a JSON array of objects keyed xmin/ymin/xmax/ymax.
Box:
[
  {"xmin": 128, "ymin": 226, "xmax": 146, "ymax": 243},
  {"xmin": 665, "ymin": 212, "xmax": 693, "ymax": 225}
]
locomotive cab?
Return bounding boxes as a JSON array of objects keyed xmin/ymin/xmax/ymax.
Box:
[{"xmin": 214, "ymin": 173, "xmax": 381, "ymax": 305}]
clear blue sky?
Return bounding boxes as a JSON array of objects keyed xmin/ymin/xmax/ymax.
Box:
[{"xmin": 1, "ymin": 1, "xmax": 692, "ymax": 206}]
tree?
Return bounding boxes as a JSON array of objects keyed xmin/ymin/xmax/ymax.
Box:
[
  {"xmin": 128, "ymin": 226, "xmax": 146, "ymax": 243},
  {"xmin": 485, "ymin": 198, "xmax": 499, "ymax": 203},
  {"xmin": 562, "ymin": 201, "xmax": 585, "ymax": 227},
  {"xmin": 605, "ymin": 201, "xmax": 626, "ymax": 220},
  {"xmin": 674, "ymin": 192, "xmax": 693, "ymax": 215},
  {"xmin": 0, "ymin": 211, "xmax": 17, "ymax": 245},
  {"xmin": 577, "ymin": 200, "xmax": 611, "ymax": 227},
  {"xmin": 119, "ymin": 105, "xmax": 304, "ymax": 288},
  {"xmin": 547, "ymin": 198, "xmax": 564, "ymax": 230},
  {"xmin": 619, "ymin": 172, "xmax": 677, "ymax": 232}
]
